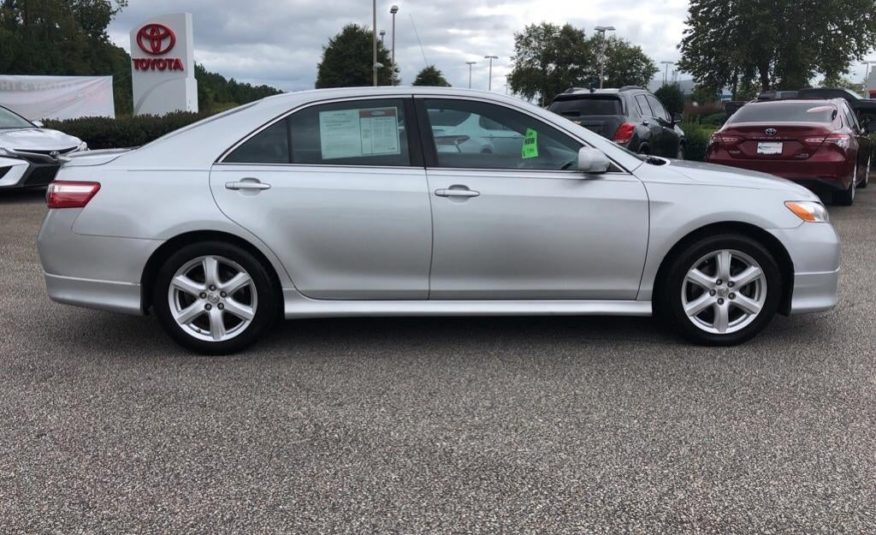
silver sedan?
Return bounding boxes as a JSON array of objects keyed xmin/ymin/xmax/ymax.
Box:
[{"xmin": 37, "ymin": 87, "xmax": 840, "ymax": 354}]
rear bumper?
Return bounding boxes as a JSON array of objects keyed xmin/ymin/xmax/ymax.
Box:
[
  {"xmin": 706, "ymin": 157, "xmax": 853, "ymax": 190},
  {"xmin": 44, "ymin": 273, "xmax": 143, "ymax": 315}
]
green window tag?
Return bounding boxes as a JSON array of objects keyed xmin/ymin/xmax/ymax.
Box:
[{"xmin": 522, "ymin": 128, "xmax": 539, "ymax": 159}]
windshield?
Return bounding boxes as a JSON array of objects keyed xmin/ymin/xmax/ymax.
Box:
[
  {"xmin": 550, "ymin": 97, "xmax": 623, "ymax": 117},
  {"xmin": 729, "ymin": 102, "xmax": 837, "ymax": 124},
  {"xmin": 0, "ymin": 106, "xmax": 34, "ymax": 129}
]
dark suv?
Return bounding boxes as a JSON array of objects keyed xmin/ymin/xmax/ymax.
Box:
[{"xmin": 548, "ymin": 86, "xmax": 686, "ymax": 158}]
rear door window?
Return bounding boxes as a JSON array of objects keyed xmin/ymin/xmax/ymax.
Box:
[{"xmin": 729, "ymin": 103, "xmax": 837, "ymax": 124}]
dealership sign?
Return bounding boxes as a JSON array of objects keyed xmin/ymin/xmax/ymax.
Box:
[{"xmin": 129, "ymin": 13, "xmax": 198, "ymax": 115}]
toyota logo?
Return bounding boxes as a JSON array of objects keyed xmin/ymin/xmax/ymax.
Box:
[
  {"xmin": 764, "ymin": 128, "xmax": 777, "ymax": 136},
  {"xmin": 136, "ymin": 24, "xmax": 176, "ymax": 55}
]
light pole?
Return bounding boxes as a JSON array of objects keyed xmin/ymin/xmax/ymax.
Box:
[
  {"xmin": 372, "ymin": 0, "xmax": 378, "ymax": 86},
  {"xmin": 484, "ymin": 55, "xmax": 498, "ymax": 91},
  {"xmin": 390, "ymin": 4, "xmax": 399, "ymax": 84},
  {"xmin": 594, "ymin": 25, "xmax": 615, "ymax": 88},
  {"xmin": 661, "ymin": 61, "xmax": 673, "ymax": 86},
  {"xmin": 466, "ymin": 61, "xmax": 476, "ymax": 88}
]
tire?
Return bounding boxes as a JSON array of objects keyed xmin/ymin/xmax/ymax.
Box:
[
  {"xmin": 657, "ymin": 234, "xmax": 782, "ymax": 346},
  {"xmin": 860, "ymin": 156, "xmax": 870, "ymax": 189},
  {"xmin": 152, "ymin": 241, "xmax": 279, "ymax": 355},
  {"xmin": 833, "ymin": 166, "xmax": 856, "ymax": 206}
]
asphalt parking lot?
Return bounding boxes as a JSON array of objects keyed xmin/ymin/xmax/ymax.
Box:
[{"xmin": 1, "ymin": 187, "xmax": 875, "ymax": 533}]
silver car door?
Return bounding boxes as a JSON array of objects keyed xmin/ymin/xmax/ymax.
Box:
[
  {"xmin": 417, "ymin": 97, "xmax": 649, "ymax": 300},
  {"xmin": 211, "ymin": 97, "xmax": 432, "ymax": 300}
]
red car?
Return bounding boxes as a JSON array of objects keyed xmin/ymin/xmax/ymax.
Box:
[{"xmin": 706, "ymin": 99, "xmax": 872, "ymax": 205}]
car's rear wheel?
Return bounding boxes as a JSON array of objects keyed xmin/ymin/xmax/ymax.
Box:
[
  {"xmin": 153, "ymin": 241, "xmax": 278, "ymax": 355},
  {"xmin": 833, "ymin": 165, "xmax": 856, "ymax": 205},
  {"xmin": 860, "ymin": 155, "xmax": 871, "ymax": 189},
  {"xmin": 658, "ymin": 234, "xmax": 782, "ymax": 346}
]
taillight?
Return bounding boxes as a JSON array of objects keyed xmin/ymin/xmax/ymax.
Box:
[
  {"xmin": 709, "ymin": 134, "xmax": 740, "ymax": 146},
  {"xmin": 824, "ymin": 133, "xmax": 851, "ymax": 150},
  {"xmin": 612, "ymin": 123, "xmax": 636, "ymax": 144},
  {"xmin": 46, "ymin": 181, "xmax": 101, "ymax": 209}
]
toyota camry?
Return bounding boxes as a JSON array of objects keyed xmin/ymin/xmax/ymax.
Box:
[{"xmin": 37, "ymin": 87, "xmax": 840, "ymax": 354}]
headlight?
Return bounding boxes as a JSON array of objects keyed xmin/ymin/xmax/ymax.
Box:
[
  {"xmin": 785, "ymin": 201, "xmax": 829, "ymax": 223},
  {"xmin": 76, "ymin": 141, "xmax": 88, "ymax": 152}
]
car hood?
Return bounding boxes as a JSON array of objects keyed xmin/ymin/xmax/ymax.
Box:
[
  {"xmin": 658, "ymin": 158, "xmax": 819, "ymax": 199},
  {"xmin": 0, "ymin": 128, "xmax": 82, "ymax": 151}
]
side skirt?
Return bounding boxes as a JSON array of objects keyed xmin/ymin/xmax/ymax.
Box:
[{"xmin": 282, "ymin": 290, "xmax": 653, "ymax": 319}]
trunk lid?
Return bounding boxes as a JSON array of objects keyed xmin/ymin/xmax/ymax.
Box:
[{"xmin": 719, "ymin": 123, "xmax": 833, "ymax": 160}]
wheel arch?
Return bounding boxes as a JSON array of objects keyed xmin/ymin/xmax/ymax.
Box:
[
  {"xmin": 653, "ymin": 221, "xmax": 795, "ymax": 316},
  {"xmin": 140, "ymin": 230, "xmax": 284, "ymax": 315}
]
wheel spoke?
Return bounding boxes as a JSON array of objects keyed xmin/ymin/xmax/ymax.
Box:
[
  {"xmin": 223, "ymin": 298, "xmax": 254, "ymax": 321},
  {"xmin": 684, "ymin": 293, "xmax": 714, "ymax": 317},
  {"xmin": 716, "ymin": 250, "xmax": 732, "ymax": 281},
  {"xmin": 172, "ymin": 274, "xmax": 205, "ymax": 297},
  {"xmin": 220, "ymin": 272, "xmax": 251, "ymax": 295},
  {"xmin": 733, "ymin": 294, "xmax": 762, "ymax": 315},
  {"xmin": 209, "ymin": 309, "xmax": 226, "ymax": 341},
  {"xmin": 714, "ymin": 303, "xmax": 730, "ymax": 334},
  {"xmin": 202, "ymin": 256, "xmax": 220, "ymax": 287},
  {"xmin": 174, "ymin": 301, "xmax": 204, "ymax": 325},
  {"xmin": 686, "ymin": 268, "xmax": 715, "ymax": 290},
  {"xmin": 732, "ymin": 266, "xmax": 763, "ymax": 289}
]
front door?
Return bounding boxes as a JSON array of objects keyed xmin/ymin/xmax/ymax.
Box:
[
  {"xmin": 211, "ymin": 97, "xmax": 432, "ymax": 300},
  {"xmin": 417, "ymin": 98, "xmax": 650, "ymax": 300}
]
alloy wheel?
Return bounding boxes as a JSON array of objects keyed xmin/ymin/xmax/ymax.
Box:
[
  {"xmin": 167, "ymin": 255, "xmax": 258, "ymax": 342},
  {"xmin": 681, "ymin": 249, "xmax": 767, "ymax": 335}
]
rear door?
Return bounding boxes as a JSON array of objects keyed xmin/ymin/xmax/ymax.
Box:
[{"xmin": 210, "ymin": 97, "xmax": 432, "ymax": 300}]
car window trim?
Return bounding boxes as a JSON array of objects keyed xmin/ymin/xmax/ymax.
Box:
[
  {"xmin": 216, "ymin": 95, "xmax": 423, "ymax": 168},
  {"xmin": 412, "ymin": 95, "xmax": 632, "ymax": 175}
]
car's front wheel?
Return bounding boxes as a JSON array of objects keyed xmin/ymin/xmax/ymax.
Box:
[
  {"xmin": 658, "ymin": 234, "xmax": 782, "ymax": 346},
  {"xmin": 153, "ymin": 241, "xmax": 278, "ymax": 354}
]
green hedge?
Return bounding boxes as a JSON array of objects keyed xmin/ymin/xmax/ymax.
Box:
[
  {"xmin": 681, "ymin": 122, "xmax": 717, "ymax": 162},
  {"xmin": 43, "ymin": 112, "xmax": 211, "ymax": 150}
]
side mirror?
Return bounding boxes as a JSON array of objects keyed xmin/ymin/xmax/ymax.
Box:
[
  {"xmin": 32, "ymin": 120, "xmax": 44, "ymax": 128},
  {"xmin": 577, "ymin": 147, "xmax": 610, "ymax": 174},
  {"xmin": 865, "ymin": 119, "xmax": 876, "ymax": 134},
  {"xmin": 671, "ymin": 112, "xmax": 683, "ymax": 126}
]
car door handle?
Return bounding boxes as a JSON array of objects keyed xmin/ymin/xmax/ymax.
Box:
[
  {"xmin": 435, "ymin": 187, "xmax": 480, "ymax": 198},
  {"xmin": 225, "ymin": 180, "xmax": 271, "ymax": 191}
]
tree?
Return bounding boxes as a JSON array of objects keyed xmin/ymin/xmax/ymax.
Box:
[
  {"xmin": 508, "ymin": 23, "xmax": 593, "ymax": 106},
  {"xmin": 508, "ymin": 23, "xmax": 659, "ymax": 105},
  {"xmin": 654, "ymin": 83, "xmax": 685, "ymax": 116},
  {"xmin": 679, "ymin": 0, "xmax": 876, "ymax": 96},
  {"xmin": 599, "ymin": 36, "xmax": 658, "ymax": 89},
  {"xmin": 316, "ymin": 24, "xmax": 397, "ymax": 88},
  {"xmin": 412, "ymin": 65, "xmax": 450, "ymax": 86}
]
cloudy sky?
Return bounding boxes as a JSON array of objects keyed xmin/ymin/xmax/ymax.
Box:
[{"xmin": 108, "ymin": 0, "xmax": 873, "ymax": 93}]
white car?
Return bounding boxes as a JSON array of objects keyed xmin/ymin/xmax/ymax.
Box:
[{"xmin": 0, "ymin": 105, "xmax": 86, "ymax": 189}]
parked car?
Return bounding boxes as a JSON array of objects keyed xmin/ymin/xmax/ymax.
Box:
[
  {"xmin": 548, "ymin": 86, "xmax": 685, "ymax": 159},
  {"xmin": 758, "ymin": 87, "xmax": 876, "ymax": 126},
  {"xmin": 38, "ymin": 87, "xmax": 839, "ymax": 354},
  {"xmin": 0, "ymin": 105, "xmax": 87, "ymax": 189},
  {"xmin": 707, "ymin": 98, "xmax": 872, "ymax": 205}
]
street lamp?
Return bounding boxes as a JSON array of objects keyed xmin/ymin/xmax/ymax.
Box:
[
  {"xmin": 661, "ymin": 61, "xmax": 673, "ymax": 86},
  {"xmin": 372, "ymin": 0, "xmax": 378, "ymax": 86},
  {"xmin": 484, "ymin": 55, "xmax": 498, "ymax": 91},
  {"xmin": 466, "ymin": 61, "xmax": 476, "ymax": 89},
  {"xmin": 594, "ymin": 25, "xmax": 615, "ymax": 89},
  {"xmin": 390, "ymin": 4, "xmax": 399, "ymax": 84}
]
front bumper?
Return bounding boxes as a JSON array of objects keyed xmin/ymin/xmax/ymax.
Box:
[
  {"xmin": 0, "ymin": 155, "xmax": 61, "ymax": 189},
  {"xmin": 769, "ymin": 221, "xmax": 841, "ymax": 315}
]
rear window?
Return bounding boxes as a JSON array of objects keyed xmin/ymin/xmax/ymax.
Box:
[
  {"xmin": 729, "ymin": 102, "xmax": 837, "ymax": 124},
  {"xmin": 550, "ymin": 97, "xmax": 623, "ymax": 117}
]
